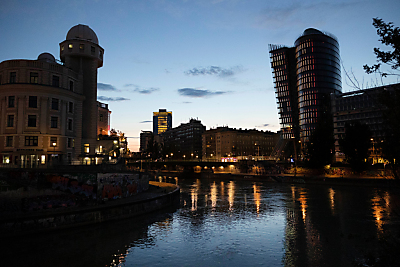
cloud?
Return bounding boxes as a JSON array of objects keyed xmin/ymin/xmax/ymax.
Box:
[
  {"xmin": 134, "ymin": 88, "xmax": 160, "ymax": 94},
  {"xmin": 97, "ymin": 96, "xmax": 130, "ymax": 102},
  {"xmin": 182, "ymin": 101, "xmax": 192, "ymax": 104},
  {"xmin": 124, "ymin": 84, "xmax": 160, "ymax": 94},
  {"xmin": 97, "ymin": 83, "xmax": 119, "ymax": 91},
  {"xmin": 178, "ymin": 88, "xmax": 230, "ymax": 98},
  {"xmin": 140, "ymin": 121, "xmax": 152, "ymax": 123},
  {"xmin": 185, "ymin": 66, "xmax": 245, "ymax": 78},
  {"xmin": 256, "ymin": 124, "xmax": 270, "ymax": 127}
]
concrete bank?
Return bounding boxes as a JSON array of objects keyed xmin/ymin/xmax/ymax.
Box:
[{"xmin": 0, "ymin": 181, "xmax": 180, "ymax": 237}]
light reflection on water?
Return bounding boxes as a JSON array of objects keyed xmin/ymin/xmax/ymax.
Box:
[{"xmin": 4, "ymin": 177, "xmax": 400, "ymax": 267}]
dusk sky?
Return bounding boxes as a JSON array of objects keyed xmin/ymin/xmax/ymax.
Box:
[{"xmin": 1, "ymin": 0, "xmax": 399, "ymax": 151}]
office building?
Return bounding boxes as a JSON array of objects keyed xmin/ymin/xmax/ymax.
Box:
[
  {"xmin": 331, "ymin": 83, "xmax": 400, "ymax": 163},
  {"xmin": 163, "ymin": 119, "xmax": 205, "ymax": 159},
  {"xmin": 269, "ymin": 28, "xmax": 342, "ymax": 146},
  {"xmin": 153, "ymin": 109, "xmax": 172, "ymax": 135}
]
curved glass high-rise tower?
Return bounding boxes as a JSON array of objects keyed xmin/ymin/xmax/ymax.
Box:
[
  {"xmin": 270, "ymin": 28, "xmax": 341, "ymax": 147},
  {"xmin": 295, "ymin": 28, "xmax": 342, "ymax": 142}
]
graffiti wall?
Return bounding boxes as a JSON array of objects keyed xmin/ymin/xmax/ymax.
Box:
[{"xmin": 97, "ymin": 173, "xmax": 149, "ymax": 200}]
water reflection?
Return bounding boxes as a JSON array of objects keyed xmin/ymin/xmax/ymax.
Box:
[
  {"xmin": 228, "ymin": 181, "xmax": 235, "ymax": 211},
  {"xmin": 210, "ymin": 181, "xmax": 217, "ymax": 209},
  {"xmin": 253, "ymin": 183, "xmax": 261, "ymax": 214},
  {"xmin": 5, "ymin": 176, "xmax": 400, "ymax": 267}
]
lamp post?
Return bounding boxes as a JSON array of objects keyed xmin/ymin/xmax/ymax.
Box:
[{"xmin": 52, "ymin": 142, "xmax": 56, "ymax": 164}]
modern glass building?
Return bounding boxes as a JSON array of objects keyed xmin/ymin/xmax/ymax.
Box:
[
  {"xmin": 295, "ymin": 28, "xmax": 342, "ymax": 142},
  {"xmin": 269, "ymin": 28, "xmax": 342, "ymax": 145},
  {"xmin": 153, "ymin": 109, "xmax": 172, "ymax": 135},
  {"xmin": 269, "ymin": 45, "xmax": 299, "ymax": 140}
]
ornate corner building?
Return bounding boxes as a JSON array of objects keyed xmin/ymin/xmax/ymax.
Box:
[{"xmin": 0, "ymin": 24, "xmax": 108, "ymax": 167}]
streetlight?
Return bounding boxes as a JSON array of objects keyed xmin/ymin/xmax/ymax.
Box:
[
  {"xmin": 52, "ymin": 142, "xmax": 56, "ymax": 164},
  {"xmin": 183, "ymin": 155, "xmax": 186, "ymax": 161}
]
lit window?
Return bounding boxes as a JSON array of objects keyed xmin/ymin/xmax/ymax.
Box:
[
  {"xmin": 3, "ymin": 156, "xmax": 10, "ymax": 164},
  {"xmin": 79, "ymin": 44, "xmax": 84, "ymax": 50},
  {"xmin": 25, "ymin": 136, "xmax": 38, "ymax": 146},
  {"xmin": 84, "ymin": 144, "xmax": 89, "ymax": 153},
  {"xmin": 30, "ymin": 72, "xmax": 38, "ymax": 84},
  {"xmin": 68, "ymin": 44, "xmax": 73, "ymax": 49}
]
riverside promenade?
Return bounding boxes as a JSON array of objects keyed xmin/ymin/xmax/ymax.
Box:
[
  {"xmin": 155, "ymin": 168, "xmax": 398, "ymax": 187},
  {"xmin": 0, "ymin": 181, "xmax": 180, "ymax": 237}
]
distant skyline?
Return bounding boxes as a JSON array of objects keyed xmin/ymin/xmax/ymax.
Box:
[{"xmin": 1, "ymin": 0, "xmax": 399, "ymax": 151}]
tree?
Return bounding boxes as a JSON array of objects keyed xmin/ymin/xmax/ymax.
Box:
[
  {"xmin": 364, "ymin": 18, "xmax": 400, "ymax": 77},
  {"xmin": 306, "ymin": 121, "xmax": 334, "ymax": 168},
  {"xmin": 305, "ymin": 94, "xmax": 335, "ymax": 168},
  {"xmin": 339, "ymin": 121, "xmax": 371, "ymax": 172}
]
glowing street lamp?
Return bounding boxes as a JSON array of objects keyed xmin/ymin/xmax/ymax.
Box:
[{"xmin": 52, "ymin": 142, "xmax": 56, "ymax": 163}]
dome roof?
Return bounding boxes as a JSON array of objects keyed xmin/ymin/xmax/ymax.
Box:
[
  {"xmin": 66, "ymin": 24, "xmax": 98, "ymax": 44},
  {"xmin": 37, "ymin": 52, "xmax": 56, "ymax": 63}
]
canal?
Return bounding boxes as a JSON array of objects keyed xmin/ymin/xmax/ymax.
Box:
[{"xmin": 5, "ymin": 175, "xmax": 400, "ymax": 266}]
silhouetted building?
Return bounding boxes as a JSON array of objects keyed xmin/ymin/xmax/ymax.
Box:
[
  {"xmin": 202, "ymin": 127, "xmax": 279, "ymax": 161},
  {"xmin": 269, "ymin": 28, "xmax": 342, "ymax": 146},
  {"xmin": 153, "ymin": 109, "xmax": 172, "ymax": 135},
  {"xmin": 140, "ymin": 131, "xmax": 153, "ymax": 153},
  {"xmin": 331, "ymin": 83, "xmax": 400, "ymax": 163},
  {"xmin": 163, "ymin": 119, "xmax": 205, "ymax": 160}
]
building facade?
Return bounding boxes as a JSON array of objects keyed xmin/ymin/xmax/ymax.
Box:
[
  {"xmin": 331, "ymin": 83, "xmax": 400, "ymax": 163},
  {"xmin": 98, "ymin": 101, "xmax": 111, "ymax": 136},
  {"xmin": 153, "ymin": 109, "xmax": 172, "ymax": 135},
  {"xmin": 140, "ymin": 131, "xmax": 153, "ymax": 153},
  {"xmin": 269, "ymin": 28, "xmax": 342, "ymax": 146},
  {"xmin": 202, "ymin": 127, "xmax": 279, "ymax": 161},
  {"xmin": 0, "ymin": 24, "xmax": 106, "ymax": 167},
  {"xmin": 162, "ymin": 119, "xmax": 205, "ymax": 160}
]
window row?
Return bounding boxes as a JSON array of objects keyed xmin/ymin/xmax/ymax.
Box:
[
  {"xmin": 4, "ymin": 72, "xmax": 75, "ymax": 91},
  {"xmin": 6, "ymin": 115, "xmax": 74, "ymax": 130},
  {"xmin": 61, "ymin": 43, "xmax": 103, "ymax": 59},
  {"xmin": 5, "ymin": 136, "xmax": 75, "ymax": 148},
  {"xmin": 7, "ymin": 96, "xmax": 74, "ymax": 112}
]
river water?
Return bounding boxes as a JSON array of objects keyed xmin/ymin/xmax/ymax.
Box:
[{"xmin": 5, "ymin": 176, "xmax": 400, "ymax": 267}]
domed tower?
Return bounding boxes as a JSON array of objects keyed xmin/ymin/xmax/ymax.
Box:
[
  {"xmin": 294, "ymin": 28, "xmax": 341, "ymax": 143},
  {"xmin": 59, "ymin": 24, "xmax": 104, "ymax": 155}
]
